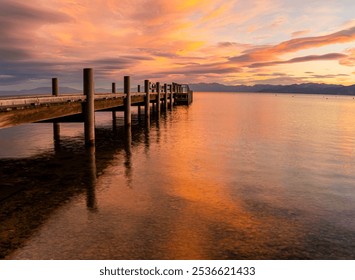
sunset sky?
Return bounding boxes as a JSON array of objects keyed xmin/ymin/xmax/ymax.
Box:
[{"xmin": 0, "ymin": 0, "xmax": 355, "ymax": 90}]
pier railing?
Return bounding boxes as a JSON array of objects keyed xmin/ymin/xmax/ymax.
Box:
[{"xmin": 0, "ymin": 68, "xmax": 193, "ymax": 146}]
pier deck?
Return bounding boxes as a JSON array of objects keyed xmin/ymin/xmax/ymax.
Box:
[{"xmin": 0, "ymin": 69, "xmax": 193, "ymax": 146}]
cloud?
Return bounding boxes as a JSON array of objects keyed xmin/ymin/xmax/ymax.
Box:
[
  {"xmin": 339, "ymin": 48, "xmax": 355, "ymax": 66},
  {"xmin": 291, "ymin": 30, "xmax": 311, "ymax": 38},
  {"xmin": 1, "ymin": 0, "xmax": 355, "ymax": 89},
  {"xmin": 229, "ymin": 26, "xmax": 355, "ymax": 65},
  {"xmin": 254, "ymin": 73, "xmax": 288, "ymax": 77},
  {"xmin": 0, "ymin": 1, "xmax": 71, "ymax": 61},
  {"xmin": 249, "ymin": 53, "xmax": 346, "ymax": 68},
  {"xmin": 309, "ymin": 74, "xmax": 349, "ymax": 79},
  {"xmin": 157, "ymin": 63, "xmax": 241, "ymax": 76}
]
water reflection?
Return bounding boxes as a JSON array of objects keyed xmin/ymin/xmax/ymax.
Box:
[
  {"xmin": 86, "ymin": 146, "xmax": 97, "ymax": 211},
  {"xmin": 53, "ymin": 123, "xmax": 61, "ymax": 152},
  {"xmin": 1, "ymin": 93, "xmax": 355, "ymax": 260},
  {"xmin": 0, "ymin": 115, "xmax": 153, "ymax": 259},
  {"xmin": 124, "ymin": 126, "xmax": 132, "ymax": 187}
]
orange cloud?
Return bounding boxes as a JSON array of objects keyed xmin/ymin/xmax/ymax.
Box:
[
  {"xmin": 249, "ymin": 53, "xmax": 347, "ymax": 68},
  {"xmin": 291, "ymin": 30, "xmax": 311, "ymax": 38},
  {"xmin": 1, "ymin": 0, "xmax": 355, "ymax": 88},
  {"xmin": 340, "ymin": 48, "xmax": 355, "ymax": 66},
  {"xmin": 229, "ymin": 26, "xmax": 355, "ymax": 67}
]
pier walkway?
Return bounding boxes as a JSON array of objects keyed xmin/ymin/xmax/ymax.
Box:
[{"xmin": 0, "ymin": 68, "xmax": 193, "ymax": 146}]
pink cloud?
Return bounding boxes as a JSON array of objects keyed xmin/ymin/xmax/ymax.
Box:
[
  {"xmin": 249, "ymin": 53, "xmax": 347, "ymax": 68},
  {"xmin": 229, "ymin": 26, "xmax": 355, "ymax": 65},
  {"xmin": 339, "ymin": 48, "xmax": 355, "ymax": 66},
  {"xmin": 291, "ymin": 30, "xmax": 311, "ymax": 38}
]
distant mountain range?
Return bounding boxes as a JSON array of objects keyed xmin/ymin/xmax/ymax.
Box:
[
  {"xmin": 1, "ymin": 83, "xmax": 355, "ymax": 96},
  {"xmin": 189, "ymin": 83, "xmax": 355, "ymax": 95}
]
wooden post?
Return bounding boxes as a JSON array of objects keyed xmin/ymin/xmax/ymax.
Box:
[
  {"xmin": 144, "ymin": 79, "xmax": 150, "ymax": 121},
  {"xmin": 84, "ymin": 68, "xmax": 95, "ymax": 146},
  {"xmin": 124, "ymin": 76, "xmax": 131, "ymax": 126},
  {"xmin": 52, "ymin": 78, "xmax": 58, "ymax": 96},
  {"xmin": 156, "ymin": 82, "xmax": 161, "ymax": 113},
  {"xmin": 112, "ymin": 82, "xmax": 117, "ymax": 127},
  {"xmin": 170, "ymin": 84, "xmax": 174, "ymax": 109},
  {"xmin": 164, "ymin": 83, "xmax": 168, "ymax": 110},
  {"xmin": 137, "ymin": 84, "xmax": 141, "ymax": 120}
]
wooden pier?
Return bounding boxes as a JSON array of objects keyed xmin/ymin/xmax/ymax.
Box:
[{"xmin": 0, "ymin": 68, "xmax": 193, "ymax": 146}]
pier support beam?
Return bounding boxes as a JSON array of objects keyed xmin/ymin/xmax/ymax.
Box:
[
  {"xmin": 144, "ymin": 79, "xmax": 150, "ymax": 122},
  {"xmin": 84, "ymin": 68, "xmax": 95, "ymax": 146},
  {"xmin": 156, "ymin": 82, "xmax": 161, "ymax": 114},
  {"xmin": 137, "ymin": 84, "xmax": 141, "ymax": 120},
  {"xmin": 112, "ymin": 82, "xmax": 117, "ymax": 128},
  {"xmin": 170, "ymin": 84, "xmax": 174, "ymax": 109},
  {"xmin": 124, "ymin": 76, "xmax": 131, "ymax": 126},
  {"xmin": 52, "ymin": 78, "xmax": 58, "ymax": 96},
  {"xmin": 164, "ymin": 83, "xmax": 168, "ymax": 110}
]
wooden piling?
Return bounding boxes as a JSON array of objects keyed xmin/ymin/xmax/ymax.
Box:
[
  {"xmin": 83, "ymin": 68, "xmax": 95, "ymax": 146},
  {"xmin": 144, "ymin": 80, "xmax": 150, "ymax": 120},
  {"xmin": 124, "ymin": 76, "xmax": 131, "ymax": 126},
  {"xmin": 164, "ymin": 83, "xmax": 168, "ymax": 110},
  {"xmin": 156, "ymin": 82, "xmax": 161, "ymax": 113},
  {"xmin": 52, "ymin": 78, "xmax": 58, "ymax": 96},
  {"xmin": 112, "ymin": 82, "xmax": 117, "ymax": 127},
  {"xmin": 170, "ymin": 84, "xmax": 174, "ymax": 109},
  {"xmin": 137, "ymin": 84, "xmax": 141, "ymax": 120}
]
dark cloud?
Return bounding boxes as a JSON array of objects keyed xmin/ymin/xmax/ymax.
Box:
[
  {"xmin": 310, "ymin": 74, "xmax": 349, "ymax": 79},
  {"xmin": 0, "ymin": 47, "xmax": 30, "ymax": 60},
  {"xmin": 0, "ymin": 1, "xmax": 71, "ymax": 61},
  {"xmin": 254, "ymin": 72, "xmax": 288, "ymax": 77},
  {"xmin": 0, "ymin": 54, "xmax": 155, "ymax": 87},
  {"xmin": 0, "ymin": 1, "xmax": 70, "ymax": 21},
  {"xmin": 156, "ymin": 63, "xmax": 241, "ymax": 76},
  {"xmin": 89, "ymin": 56, "xmax": 153, "ymax": 66}
]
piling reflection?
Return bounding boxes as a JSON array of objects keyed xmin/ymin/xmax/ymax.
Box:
[
  {"xmin": 144, "ymin": 121, "xmax": 150, "ymax": 155},
  {"xmin": 86, "ymin": 146, "xmax": 97, "ymax": 211},
  {"xmin": 124, "ymin": 125, "xmax": 132, "ymax": 187},
  {"xmin": 53, "ymin": 123, "xmax": 61, "ymax": 152},
  {"xmin": 0, "ymin": 114, "xmax": 154, "ymax": 259}
]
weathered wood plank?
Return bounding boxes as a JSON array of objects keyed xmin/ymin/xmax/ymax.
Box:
[{"xmin": 0, "ymin": 102, "xmax": 83, "ymax": 128}]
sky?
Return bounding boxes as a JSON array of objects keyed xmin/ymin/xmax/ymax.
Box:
[{"xmin": 0, "ymin": 0, "xmax": 355, "ymax": 90}]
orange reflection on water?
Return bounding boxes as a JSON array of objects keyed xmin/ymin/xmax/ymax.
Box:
[{"xmin": 4, "ymin": 93, "xmax": 355, "ymax": 260}]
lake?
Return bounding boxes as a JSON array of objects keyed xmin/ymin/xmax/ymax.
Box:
[{"xmin": 1, "ymin": 92, "xmax": 355, "ymax": 259}]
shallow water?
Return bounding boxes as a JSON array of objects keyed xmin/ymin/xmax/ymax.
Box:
[{"xmin": 1, "ymin": 92, "xmax": 355, "ymax": 259}]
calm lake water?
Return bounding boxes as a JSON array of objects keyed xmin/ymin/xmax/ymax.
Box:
[{"xmin": 1, "ymin": 92, "xmax": 355, "ymax": 259}]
